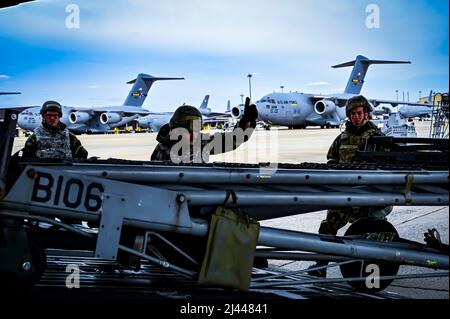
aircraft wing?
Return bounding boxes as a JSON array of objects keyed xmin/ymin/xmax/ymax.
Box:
[
  {"xmin": 309, "ymin": 95, "xmax": 350, "ymax": 107},
  {"xmin": 90, "ymin": 106, "xmax": 151, "ymax": 115},
  {"xmin": 0, "ymin": 105, "xmax": 29, "ymax": 112},
  {"xmin": 368, "ymin": 98, "xmax": 433, "ymax": 108},
  {"xmin": 310, "ymin": 95, "xmax": 327, "ymax": 103},
  {"xmin": 310, "ymin": 95, "xmax": 433, "ymax": 109},
  {"xmin": 206, "ymin": 111, "xmax": 231, "ymax": 117},
  {"xmin": 203, "ymin": 116, "xmax": 232, "ymax": 124}
]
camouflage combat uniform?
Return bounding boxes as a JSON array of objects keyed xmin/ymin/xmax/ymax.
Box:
[
  {"xmin": 151, "ymin": 121, "xmax": 255, "ymax": 162},
  {"xmin": 149, "ymin": 102, "xmax": 258, "ymax": 266},
  {"xmin": 151, "ymin": 102, "xmax": 257, "ymax": 163},
  {"xmin": 319, "ymin": 120, "xmax": 387, "ymax": 235},
  {"xmin": 22, "ymin": 122, "xmax": 88, "ymax": 160}
]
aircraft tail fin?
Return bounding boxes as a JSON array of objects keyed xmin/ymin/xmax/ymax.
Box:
[
  {"xmin": 124, "ymin": 73, "xmax": 184, "ymax": 107},
  {"xmin": 226, "ymin": 100, "xmax": 231, "ymax": 113},
  {"xmin": 332, "ymin": 55, "xmax": 411, "ymax": 95},
  {"xmin": 199, "ymin": 95, "xmax": 210, "ymax": 109}
]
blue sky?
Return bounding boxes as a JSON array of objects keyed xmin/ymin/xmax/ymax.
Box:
[{"xmin": 0, "ymin": 0, "xmax": 448, "ymax": 112}]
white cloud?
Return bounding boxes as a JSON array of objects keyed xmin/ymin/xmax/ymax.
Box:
[
  {"xmin": 2, "ymin": 0, "xmax": 446, "ymax": 69},
  {"xmin": 0, "ymin": 0, "xmax": 447, "ymax": 110},
  {"xmin": 1, "ymin": 0, "xmax": 447, "ymax": 61},
  {"xmin": 0, "ymin": 74, "xmax": 10, "ymax": 79},
  {"xmin": 0, "ymin": 0, "xmax": 367, "ymax": 57},
  {"xmin": 89, "ymin": 84, "xmax": 99, "ymax": 89}
]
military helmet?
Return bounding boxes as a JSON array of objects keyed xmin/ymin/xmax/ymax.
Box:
[
  {"xmin": 169, "ymin": 105, "xmax": 202, "ymax": 131},
  {"xmin": 345, "ymin": 95, "xmax": 373, "ymax": 115},
  {"xmin": 40, "ymin": 100, "xmax": 62, "ymax": 116}
]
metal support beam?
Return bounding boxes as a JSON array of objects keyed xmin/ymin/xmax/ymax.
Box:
[
  {"xmin": 47, "ymin": 165, "xmax": 449, "ymax": 185},
  {"xmin": 185, "ymin": 190, "xmax": 448, "ymax": 206},
  {"xmin": 258, "ymin": 226, "xmax": 449, "ymax": 269},
  {"xmin": 0, "ymin": 109, "xmax": 19, "ymax": 199},
  {"xmin": 95, "ymin": 193, "xmax": 126, "ymax": 260}
]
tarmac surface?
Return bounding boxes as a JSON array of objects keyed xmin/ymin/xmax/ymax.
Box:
[{"xmin": 11, "ymin": 120, "xmax": 449, "ymax": 299}]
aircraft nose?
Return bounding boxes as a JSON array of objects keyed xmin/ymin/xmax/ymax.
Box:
[
  {"xmin": 256, "ymin": 102, "xmax": 268, "ymax": 120},
  {"xmin": 17, "ymin": 113, "xmax": 24, "ymax": 126}
]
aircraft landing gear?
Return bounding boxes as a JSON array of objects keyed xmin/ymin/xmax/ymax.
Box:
[
  {"xmin": 339, "ymin": 218, "xmax": 400, "ymax": 293},
  {"xmin": 289, "ymin": 125, "xmax": 306, "ymax": 130}
]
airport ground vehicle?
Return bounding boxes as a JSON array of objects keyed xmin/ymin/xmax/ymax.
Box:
[{"xmin": 0, "ymin": 107, "xmax": 448, "ymax": 296}]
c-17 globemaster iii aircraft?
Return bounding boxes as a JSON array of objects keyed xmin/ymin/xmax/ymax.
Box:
[
  {"xmin": 136, "ymin": 94, "xmax": 211, "ymax": 132},
  {"xmin": 17, "ymin": 74, "xmax": 183, "ymax": 134},
  {"xmin": 250, "ymin": 55, "xmax": 431, "ymax": 129},
  {"xmin": 373, "ymin": 90, "xmax": 434, "ymax": 120},
  {"xmin": 137, "ymin": 94, "xmax": 232, "ymax": 132}
]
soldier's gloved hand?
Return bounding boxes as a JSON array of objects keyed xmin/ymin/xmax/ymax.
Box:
[{"xmin": 242, "ymin": 97, "xmax": 258, "ymax": 121}]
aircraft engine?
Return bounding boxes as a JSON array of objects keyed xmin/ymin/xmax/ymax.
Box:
[
  {"xmin": 137, "ymin": 117, "xmax": 150, "ymax": 129},
  {"xmin": 100, "ymin": 112, "xmax": 122, "ymax": 125},
  {"xmin": 69, "ymin": 111, "xmax": 90, "ymax": 124},
  {"xmin": 314, "ymin": 100, "xmax": 336, "ymax": 115},
  {"xmin": 231, "ymin": 105, "xmax": 244, "ymax": 119}
]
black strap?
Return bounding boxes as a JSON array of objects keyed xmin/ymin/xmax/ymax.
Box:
[
  {"xmin": 223, "ymin": 190, "xmax": 238, "ymax": 207},
  {"xmin": 222, "ymin": 190, "xmax": 253, "ymax": 226}
]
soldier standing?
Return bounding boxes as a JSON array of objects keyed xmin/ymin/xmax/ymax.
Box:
[
  {"xmin": 22, "ymin": 101, "xmax": 88, "ymax": 159},
  {"xmin": 308, "ymin": 95, "xmax": 391, "ymax": 277}
]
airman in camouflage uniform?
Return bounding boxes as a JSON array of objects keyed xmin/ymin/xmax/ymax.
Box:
[
  {"xmin": 149, "ymin": 98, "xmax": 259, "ymax": 266},
  {"xmin": 22, "ymin": 101, "xmax": 88, "ymax": 159},
  {"xmin": 321, "ymin": 95, "xmax": 386, "ymax": 235},
  {"xmin": 309, "ymin": 95, "xmax": 391, "ymax": 277},
  {"xmin": 151, "ymin": 97, "xmax": 258, "ymax": 163}
]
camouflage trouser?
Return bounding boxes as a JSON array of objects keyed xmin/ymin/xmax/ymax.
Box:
[{"xmin": 318, "ymin": 206, "xmax": 393, "ymax": 236}]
